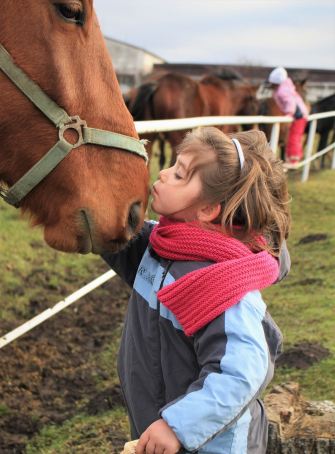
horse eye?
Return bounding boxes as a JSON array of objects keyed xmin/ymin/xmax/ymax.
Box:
[{"xmin": 56, "ymin": 3, "xmax": 82, "ymax": 22}]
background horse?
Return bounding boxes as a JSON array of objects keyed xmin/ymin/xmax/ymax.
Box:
[
  {"xmin": 258, "ymin": 98, "xmax": 289, "ymax": 161},
  {"xmin": 125, "ymin": 70, "xmax": 259, "ymax": 168},
  {"xmin": 0, "ymin": 0, "xmax": 149, "ymax": 255},
  {"xmin": 305, "ymin": 94, "xmax": 335, "ymax": 168}
]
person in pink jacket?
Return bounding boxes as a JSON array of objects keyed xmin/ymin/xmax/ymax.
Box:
[{"xmin": 268, "ymin": 67, "xmax": 309, "ymax": 167}]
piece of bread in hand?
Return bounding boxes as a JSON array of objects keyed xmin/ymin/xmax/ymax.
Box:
[{"xmin": 120, "ymin": 439, "xmax": 139, "ymax": 454}]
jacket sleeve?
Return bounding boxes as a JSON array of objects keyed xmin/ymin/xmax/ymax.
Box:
[
  {"xmin": 159, "ymin": 295, "xmax": 276, "ymax": 453},
  {"xmin": 101, "ymin": 221, "xmax": 156, "ymax": 288}
]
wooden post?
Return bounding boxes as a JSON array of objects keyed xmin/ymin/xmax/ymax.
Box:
[{"xmin": 331, "ymin": 144, "xmax": 335, "ymax": 170}]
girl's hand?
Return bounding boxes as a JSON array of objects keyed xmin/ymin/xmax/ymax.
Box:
[{"xmin": 136, "ymin": 419, "xmax": 181, "ymax": 454}]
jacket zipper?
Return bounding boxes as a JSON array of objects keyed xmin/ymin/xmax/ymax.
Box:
[{"xmin": 156, "ymin": 260, "xmax": 173, "ymax": 404}]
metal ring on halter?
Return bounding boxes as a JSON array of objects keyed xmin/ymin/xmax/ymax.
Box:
[
  {"xmin": 231, "ymin": 138, "xmax": 245, "ymax": 169},
  {"xmin": 58, "ymin": 116, "xmax": 88, "ymax": 149}
]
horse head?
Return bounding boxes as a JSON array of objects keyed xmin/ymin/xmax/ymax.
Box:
[
  {"xmin": 0, "ymin": 0, "xmax": 149, "ymax": 255},
  {"xmin": 294, "ymin": 78, "xmax": 308, "ymax": 103},
  {"xmin": 237, "ymin": 84, "xmax": 259, "ymax": 117}
]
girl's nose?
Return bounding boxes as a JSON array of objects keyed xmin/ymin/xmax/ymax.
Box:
[{"xmin": 158, "ymin": 168, "xmax": 167, "ymax": 182}]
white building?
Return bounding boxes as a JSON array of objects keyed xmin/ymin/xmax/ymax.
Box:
[{"xmin": 104, "ymin": 37, "xmax": 165, "ymax": 94}]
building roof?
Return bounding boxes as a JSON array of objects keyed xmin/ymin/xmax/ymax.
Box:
[
  {"xmin": 152, "ymin": 63, "xmax": 335, "ymax": 84},
  {"xmin": 104, "ymin": 36, "xmax": 166, "ymax": 63}
]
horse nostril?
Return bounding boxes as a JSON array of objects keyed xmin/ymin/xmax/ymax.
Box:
[{"xmin": 127, "ymin": 202, "xmax": 141, "ymax": 235}]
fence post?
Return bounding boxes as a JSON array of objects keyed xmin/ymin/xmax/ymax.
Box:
[
  {"xmin": 269, "ymin": 123, "xmax": 280, "ymax": 154},
  {"xmin": 302, "ymin": 119, "xmax": 317, "ymax": 183},
  {"xmin": 331, "ymin": 144, "xmax": 335, "ymax": 170}
]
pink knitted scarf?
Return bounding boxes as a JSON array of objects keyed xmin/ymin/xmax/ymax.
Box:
[{"xmin": 150, "ymin": 216, "xmax": 279, "ymax": 336}]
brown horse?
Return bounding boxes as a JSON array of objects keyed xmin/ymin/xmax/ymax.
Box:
[
  {"xmin": 125, "ymin": 71, "xmax": 259, "ymax": 167},
  {"xmin": 0, "ymin": 0, "xmax": 149, "ymax": 255},
  {"xmin": 258, "ymin": 98, "xmax": 289, "ymax": 161}
]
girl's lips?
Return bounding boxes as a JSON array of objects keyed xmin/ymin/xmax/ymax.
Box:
[{"xmin": 152, "ymin": 186, "xmax": 158, "ymax": 195}]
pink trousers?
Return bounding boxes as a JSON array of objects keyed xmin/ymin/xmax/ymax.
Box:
[{"xmin": 285, "ymin": 117, "xmax": 307, "ymax": 161}]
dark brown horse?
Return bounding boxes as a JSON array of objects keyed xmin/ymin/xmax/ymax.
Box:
[
  {"xmin": 125, "ymin": 71, "xmax": 259, "ymax": 167},
  {"xmin": 0, "ymin": 0, "xmax": 149, "ymax": 255},
  {"xmin": 306, "ymin": 94, "xmax": 335, "ymax": 168}
]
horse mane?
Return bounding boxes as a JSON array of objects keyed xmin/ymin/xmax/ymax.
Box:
[
  {"xmin": 257, "ymin": 98, "xmax": 270, "ymax": 116},
  {"xmin": 212, "ymin": 68, "xmax": 245, "ymax": 83},
  {"xmin": 129, "ymin": 81, "xmax": 158, "ymax": 121}
]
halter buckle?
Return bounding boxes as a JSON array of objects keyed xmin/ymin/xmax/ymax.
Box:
[
  {"xmin": 58, "ymin": 116, "xmax": 87, "ymax": 149},
  {"xmin": 0, "ymin": 186, "xmax": 8, "ymax": 201},
  {"xmin": 0, "ymin": 186, "xmax": 19, "ymax": 208}
]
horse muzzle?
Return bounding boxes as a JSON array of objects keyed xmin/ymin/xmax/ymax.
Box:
[{"xmin": 75, "ymin": 203, "xmax": 143, "ymax": 255}]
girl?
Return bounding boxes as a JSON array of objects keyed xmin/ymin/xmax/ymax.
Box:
[
  {"xmin": 102, "ymin": 128, "xmax": 291, "ymax": 454},
  {"xmin": 268, "ymin": 66, "xmax": 309, "ymax": 167}
]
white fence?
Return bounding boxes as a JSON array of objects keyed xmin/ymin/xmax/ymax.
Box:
[
  {"xmin": 135, "ymin": 110, "xmax": 335, "ymax": 183},
  {"xmin": 1, "ymin": 110, "xmax": 334, "ymax": 349}
]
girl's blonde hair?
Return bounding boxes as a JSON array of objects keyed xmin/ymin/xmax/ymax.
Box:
[{"xmin": 176, "ymin": 127, "xmax": 291, "ymax": 256}]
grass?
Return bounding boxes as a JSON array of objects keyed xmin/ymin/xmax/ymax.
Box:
[
  {"xmin": 25, "ymin": 408, "xmax": 130, "ymax": 454},
  {"xmin": 261, "ymin": 168, "xmax": 335, "ymax": 400},
  {"xmin": 1, "ymin": 143, "xmax": 334, "ymax": 451}
]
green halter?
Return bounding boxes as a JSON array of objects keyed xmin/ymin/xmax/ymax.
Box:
[{"xmin": 0, "ymin": 44, "xmax": 148, "ymax": 208}]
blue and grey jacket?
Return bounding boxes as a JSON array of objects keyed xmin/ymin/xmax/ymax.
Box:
[{"xmin": 102, "ymin": 221, "xmax": 289, "ymax": 454}]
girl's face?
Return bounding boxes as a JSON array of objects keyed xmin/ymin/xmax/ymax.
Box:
[{"xmin": 151, "ymin": 151, "xmax": 202, "ymax": 221}]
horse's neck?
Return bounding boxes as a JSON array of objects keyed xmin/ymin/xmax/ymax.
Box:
[
  {"xmin": 231, "ymin": 84, "xmax": 250, "ymax": 114},
  {"xmin": 199, "ymin": 79, "xmax": 232, "ymax": 116}
]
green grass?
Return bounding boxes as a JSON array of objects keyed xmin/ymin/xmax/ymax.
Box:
[
  {"xmin": 1, "ymin": 144, "xmax": 335, "ymax": 451},
  {"xmin": 146, "ymin": 140, "xmax": 172, "ymax": 221},
  {"xmin": 262, "ymin": 169, "xmax": 335, "ymax": 400},
  {"xmin": 25, "ymin": 408, "xmax": 130, "ymax": 454},
  {"xmin": 0, "ymin": 403, "xmax": 11, "ymax": 417}
]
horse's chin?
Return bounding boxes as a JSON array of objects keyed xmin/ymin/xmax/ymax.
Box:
[
  {"xmin": 90, "ymin": 240, "xmax": 129, "ymax": 255},
  {"xmin": 43, "ymin": 227, "xmax": 91, "ymax": 254},
  {"xmin": 43, "ymin": 226, "xmax": 129, "ymax": 255}
]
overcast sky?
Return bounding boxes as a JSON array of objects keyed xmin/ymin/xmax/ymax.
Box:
[{"xmin": 94, "ymin": 0, "xmax": 335, "ymax": 70}]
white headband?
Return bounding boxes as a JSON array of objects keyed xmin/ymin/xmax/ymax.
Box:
[{"xmin": 231, "ymin": 138, "xmax": 244, "ymax": 169}]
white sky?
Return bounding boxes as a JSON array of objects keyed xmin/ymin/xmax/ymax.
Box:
[{"xmin": 94, "ymin": 0, "xmax": 335, "ymax": 70}]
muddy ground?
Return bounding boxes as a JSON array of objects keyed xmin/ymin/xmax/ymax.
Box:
[{"xmin": 0, "ymin": 261, "xmax": 131, "ymax": 454}]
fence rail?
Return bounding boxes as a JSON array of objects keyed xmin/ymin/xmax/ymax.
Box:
[{"xmin": 135, "ymin": 110, "xmax": 335, "ymax": 183}]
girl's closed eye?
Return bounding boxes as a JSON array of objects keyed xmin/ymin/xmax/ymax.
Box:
[{"xmin": 175, "ymin": 172, "xmax": 182, "ymax": 180}]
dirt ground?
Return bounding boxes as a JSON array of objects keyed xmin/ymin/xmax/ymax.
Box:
[
  {"xmin": 0, "ymin": 261, "xmax": 131, "ymax": 454},
  {"xmin": 275, "ymin": 341, "xmax": 330, "ymax": 369}
]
